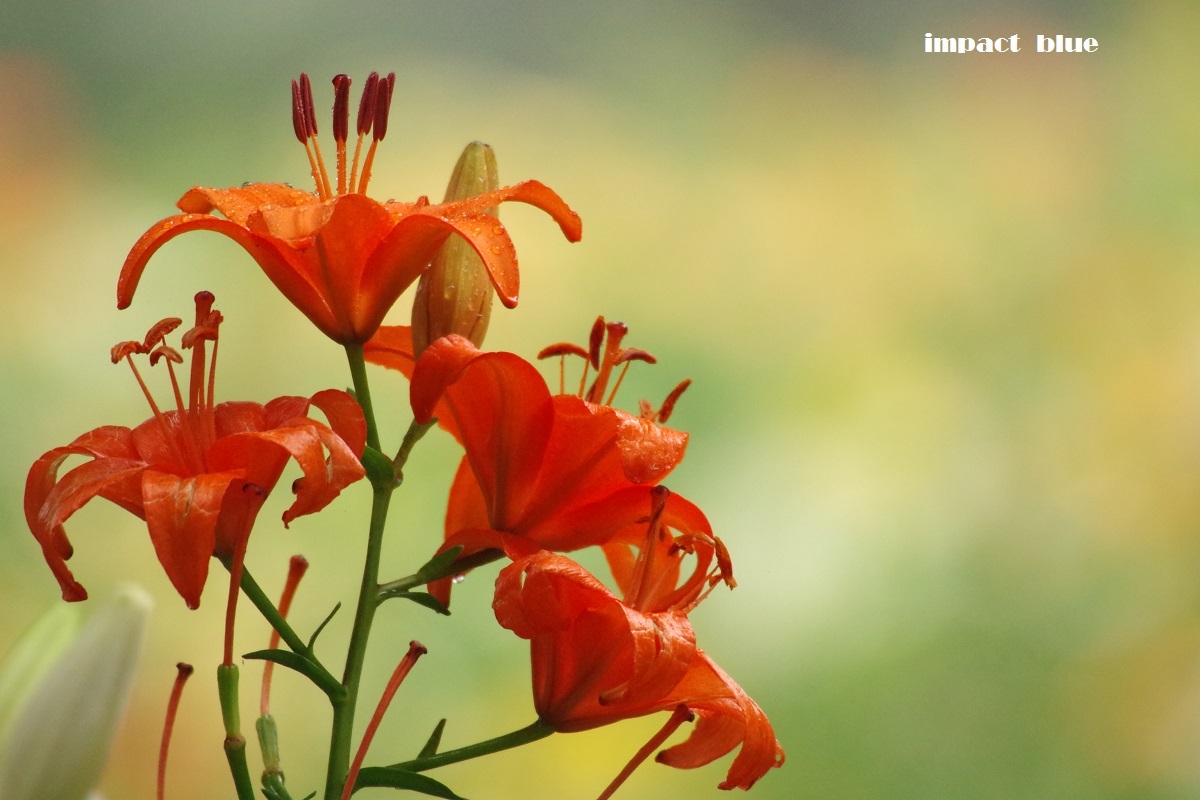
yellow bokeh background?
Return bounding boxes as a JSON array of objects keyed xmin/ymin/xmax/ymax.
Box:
[{"xmin": 4, "ymin": 1, "xmax": 1200, "ymax": 798}]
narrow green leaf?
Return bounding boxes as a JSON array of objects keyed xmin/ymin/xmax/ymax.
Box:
[
  {"xmin": 243, "ymin": 649, "xmax": 345, "ymax": 702},
  {"xmin": 416, "ymin": 546, "xmax": 465, "ymax": 582},
  {"xmin": 354, "ymin": 767, "xmax": 467, "ymax": 799},
  {"xmin": 378, "ymin": 590, "xmax": 450, "ymax": 615},
  {"xmin": 419, "ymin": 719, "xmax": 447, "ymax": 759},
  {"xmin": 307, "ymin": 602, "xmax": 342, "ymax": 653}
]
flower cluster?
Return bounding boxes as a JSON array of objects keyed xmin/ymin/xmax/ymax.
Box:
[{"xmin": 22, "ymin": 72, "xmax": 782, "ymax": 799}]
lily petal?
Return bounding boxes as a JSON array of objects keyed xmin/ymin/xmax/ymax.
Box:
[
  {"xmin": 142, "ymin": 469, "xmax": 242, "ymax": 609},
  {"xmin": 117, "ymin": 213, "xmax": 345, "ymax": 340}
]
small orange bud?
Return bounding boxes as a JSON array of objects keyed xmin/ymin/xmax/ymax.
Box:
[{"xmin": 411, "ymin": 141, "xmax": 500, "ymax": 355}]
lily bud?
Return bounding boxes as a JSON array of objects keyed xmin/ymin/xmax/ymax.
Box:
[
  {"xmin": 411, "ymin": 141, "xmax": 500, "ymax": 355},
  {"xmin": 0, "ymin": 586, "xmax": 152, "ymax": 800}
]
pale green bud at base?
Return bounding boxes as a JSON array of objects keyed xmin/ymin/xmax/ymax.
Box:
[
  {"xmin": 412, "ymin": 141, "xmax": 500, "ymax": 355},
  {"xmin": 0, "ymin": 586, "xmax": 151, "ymax": 800}
]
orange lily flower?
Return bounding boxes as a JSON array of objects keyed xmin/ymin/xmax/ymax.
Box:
[
  {"xmin": 367, "ymin": 315, "xmax": 691, "ymax": 483},
  {"xmin": 493, "ymin": 488, "xmax": 784, "ymax": 790},
  {"xmin": 24, "ymin": 293, "xmax": 366, "ymax": 609},
  {"xmin": 407, "ymin": 333, "xmax": 694, "ymax": 604},
  {"xmin": 537, "ymin": 315, "xmax": 691, "ymax": 484},
  {"xmin": 117, "ymin": 73, "xmax": 581, "ymax": 344}
]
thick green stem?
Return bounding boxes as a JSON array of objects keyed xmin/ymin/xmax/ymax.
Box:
[
  {"xmin": 345, "ymin": 343, "xmax": 382, "ymax": 452},
  {"xmin": 325, "ymin": 480, "xmax": 393, "ymax": 800},
  {"xmin": 218, "ymin": 665, "xmax": 257, "ymax": 800},
  {"xmin": 392, "ymin": 419, "xmax": 435, "ymax": 481},
  {"xmin": 384, "ymin": 719, "xmax": 554, "ymax": 773}
]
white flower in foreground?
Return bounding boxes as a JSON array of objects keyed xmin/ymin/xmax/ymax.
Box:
[{"xmin": 0, "ymin": 586, "xmax": 152, "ymax": 800}]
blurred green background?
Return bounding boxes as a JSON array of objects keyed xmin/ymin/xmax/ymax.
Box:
[{"xmin": 4, "ymin": 0, "xmax": 1200, "ymax": 798}]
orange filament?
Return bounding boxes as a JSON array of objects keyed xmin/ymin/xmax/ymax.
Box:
[
  {"xmin": 158, "ymin": 662, "xmax": 194, "ymax": 800},
  {"xmin": 596, "ymin": 705, "xmax": 694, "ymax": 800},
  {"xmin": 341, "ymin": 641, "xmax": 428, "ymax": 800},
  {"xmin": 349, "ymin": 72, "xmax": 379, "ymax": 194},
  {"xmin": 260, "ymin": 555, "xmax": 309, "ymax": 716},
  {"xmin": 113, "ymin": 297, "xmax": 225, "ymax": 479}
]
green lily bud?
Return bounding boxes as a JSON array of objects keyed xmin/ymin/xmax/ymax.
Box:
[
  {"xmin": 0, "ymin": 586, "xmax": 152, "ymax": 800},
  {"xmin": 412, "ymin": 141, "xmax": 500, "ymax": 355}
]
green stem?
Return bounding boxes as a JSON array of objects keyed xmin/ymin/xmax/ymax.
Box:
[
  {"xmin": 325, "ymin": 344, "xmax": 395, "ymax": 800},
  {"xmin": 384, "ymin": 719, "xmax": 554, "ymax": 774},
  {"xmin": 345, "ymin": 343, "xmax": 382, "ymax": 452},
  {"xmin": 392, "ymin": 418, "xmax": 435, "ymax": 481},
  {"xmin": 218, "ymin": 665, "xmax": 257, "ymax": 800},
  {"xmin": 377, "ymin": 549, "xmax": 505, "ymax": 597},
  {"xmin": 325, "ymin": 480, "xmax": 393, "ymax": 800}
]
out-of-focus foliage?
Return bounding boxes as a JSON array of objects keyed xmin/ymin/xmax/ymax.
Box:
[{"xmin": 4, "ymin": 1, "xmax": 1199, "ymax": 798}]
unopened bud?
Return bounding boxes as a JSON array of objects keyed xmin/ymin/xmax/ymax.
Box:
[
  {"xmin": 0, "ymin": 586, "xmax": 151, "ymax": 800},
  {"xmin": 412, "ymin": 141, "xmax": 500, "ymax": 355}
]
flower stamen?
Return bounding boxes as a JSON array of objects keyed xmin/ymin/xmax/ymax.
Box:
[
  {"xmin": 596, "ymin": 704, "xmax": 694, "ymax": 800},
  {"xmin": 357, "ymin": 72, "xmax": 395, "ymax": 196},
  {"xmin": 349, "ymin": 71, "xmax": 379, "ymax": 194},
  {"xmin": 341, "ymin": 641, "xmax": 428, "ymax": 800},
  {"xmin": 261, "ymin": 555, "xmax": 309, "ymax": 717},
  {"xmin": 158, "ymin": 662, "xmax": 195, "ymax": 800},
  {"xmin": 292, "ymin": 75, "xmax": 332, "ymax": 200},
  {"xmin": 332, "ymin": 74, "xmax": 351, "ymax": 196}
]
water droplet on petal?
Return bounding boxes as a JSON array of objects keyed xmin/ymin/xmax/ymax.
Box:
[
  {"xmin": 489, "ymin": 245, "xmax": 503, "ymax": 255},
  {"xmin": 452, "ymin": 574, "xmax": 466, "ymax": 585}
]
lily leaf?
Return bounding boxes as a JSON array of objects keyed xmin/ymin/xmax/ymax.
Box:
[
  {"xmin": 416, "ymin": 546, "xmax": 465, "ymax": 583},
  {"xmin": 418, "ymin": 719, "xmax": 447, "ymax": 759},
  {"xmin": 378, "ymin": 590, "xmax": 450, "ymax": 615},
  {"xmin": 307, "ymin": 602, "xmax": 342, "ymax": 653},
  {"xmin": 243, "ymin": 649, "xmax": 345, "ymax": 702},
  {"xmin": 354, "ymin": 767, "xmax": 466, "ymax": 799}
]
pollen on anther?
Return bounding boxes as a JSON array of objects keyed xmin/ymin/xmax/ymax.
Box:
[
  {"xmin": 299, "ymin": 73, "xmax": 318, "ymax": 137},
  {"xmin": 332, "ymin": 74, "xmax": 351, "ymax": 143},
  {"xmin": 291, "ymin": 79, "xmax": 308, "ymax": 144},
  {"xmin": 373, "ymin": 72, "xmax": 396, "ymax": 141},
  {"xmin": 537, "ymin": 342, "xmax": 589, "ymax": 360},
  {"xmin": 587, "ymin": 317, "xmax": 606, "ymax": 369},
  {"xmin": 143, "ymin": 317, "xmax": 183, "ymax": 349},
  {"xmin": 655, "ymin": 379, "xmax": 692, "ymax": 423},
  {"xmin": 616, "ymin": 348, "xmax": 656, "ymax": 366},
  {"xmin": 356, "ymin": 72, "xmax": 379, "ymax": 136},
  {"xmin": 149, "ymin": 345, "xmax": 184, "ymax": 366},
  {"xmin": 111, "ymin": 340, "xmax": 146, "ymax": 363}
]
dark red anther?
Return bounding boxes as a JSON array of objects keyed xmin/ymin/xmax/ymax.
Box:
[
  {"xmin": 356, "ymin": 72, "xmax": 379, "ymax": 136},
  {"xmin": 111, "ymin": 340, "xmax": 147, "ymax": 364},
  {"xmin": 373, "ymin": 72, "xmax": 395, "ymax": 141},
  {"xmin": 148, "ymin": 345, "xmax": 183, "ymax": 367},
  {"xmin": 616, "ymin": 347, "xmax": 657, "ymax": 365},
  {"xmin": 332, "ymin": 74, "xmax": 351, "ymax": 143},
  {"xmin": 587, "ymin": 316, "xmax": 605, "ymax": 369},
  {"xmin": 656, "ymin": 378, "xmax": 692, "ymax": 423},
  {"xmin": 291, "ymin": 79, "xmax": 308, "ymax": 144},
  {"xmin": 300, "ymin": 73, "xmax": 318, "ymax": 136},
  {"xmin": 143, "ymin": 318, "xmax": 183, "ymax": 350},
  {"xmin": 537, "ymin": 342, "xmax": 589, "ymax": 360}
]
